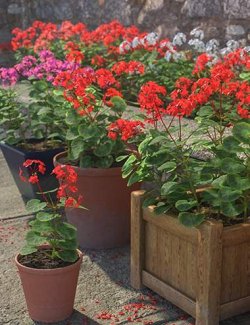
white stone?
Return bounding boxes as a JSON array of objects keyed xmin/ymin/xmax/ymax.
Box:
[
  {"xmin": 7, "ymin": 4, "xmax": 22, "ymax": 15},
  {"xmin": 226, "ymin": 25, "xmax": 245, "ymax": 36}
]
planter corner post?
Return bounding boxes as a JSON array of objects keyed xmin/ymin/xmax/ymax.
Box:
[{"xmin": 130, "ymin": 190, "xmax": 145, "ymax": 289}]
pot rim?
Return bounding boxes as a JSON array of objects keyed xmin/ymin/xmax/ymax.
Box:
[
  {"xmin": 0, "ymin": 141, "xmax": 64, "ymax": 155},
  {"xmin": 15, "ymin": 248, "xmax": 83, "ymax": 275},
  {"xmin": 53, "ymin": 151, "xmax": 123, "ymax": 176}
]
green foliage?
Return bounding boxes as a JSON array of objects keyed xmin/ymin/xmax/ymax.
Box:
[
  {"xmin": 20, "ymin": 198, "xmax": 78, "ymax": 263},
  {"xmin": 0, "ymin": 88, "xmax": 26, "ymax": 145}
]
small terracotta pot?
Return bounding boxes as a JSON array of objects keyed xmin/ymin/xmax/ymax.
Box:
[
  {"xmin": 54, "ymin": 151, "xmax": 140, "ymax": 249},
  {"xmin": 15, "ymin": 249, "xmax": 83, "ymax": 323}
]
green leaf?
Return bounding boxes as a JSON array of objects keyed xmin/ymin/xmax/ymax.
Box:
[
  {"xmin": 57, "ymin": 238, "xmax": 77, "ymax": 250},
  {"xmin": 138, "ymin": 137, "xmax": 151, "ymax": 154},
  {"xmin": 149, "ymin": 136, "xmax": 167, "ymax": 145},
  {"xmin": 154, "ymin": 202, "xmax": 171, "ymax": 214},
  {"xmin": 79, "ymin": 155, "xmax": 92, "ymax": 168},
  {"xmin": 226, "ymin": 174, "xmax": 250, "ymax": 191},
  {"xmin": 223, "ymin": 136, "xmax": 241, "ymax": 153},
  {"xmin": 233, "ymin": 122, "xmax": 250, "ymax": 144},
  {"xmin": 78, "ymin": 124, "xmax": 100, "ymax": 140},
  {"xmin": 158, "ymin": 161, "xmax": 176, "ymax": 172},
  {"xmin": 36, "ymin": 212, "xmax": 60, "ymax": 222},
  {"xmin": 220, "ymin": 202, "xmax": 244, "ymax": 218},
  {"xmin": 127, "ymin": 172, "xmax": 141, "ymax": 186},
  {"xmin": 37, "ymin": 107, "xmax": 52, "ymax": 115},
  {"xmin": 161, "ymin": 182, "xmax": 178, "ymax": 195},
  {"xmin": 142, "ymin": 196, "xmax": 157, "ymax": 208},
  {"xmin": 25, "ymin": 231, "xmax": 46, "ymax": 246},
  {"xmin": 29, "ymin": 219, "xmax": 53, "ymax": 233},
  {"xmin": 66, "ymin": 128, "xmax": 79, "ymax": 140},
  {"xmin": 220, "ymin": 188, "xmax": 242, "ymax": 202},
  {"xmin": 34, "ymin": 80, "xmax": 48, "ymax": 91},
  {"xmin": 57, "ymin": 250, "xmax": 78, "ymax": 262},
  {"xmin": 26, "ymin": 199, "xmax": 47, "ymax": 213},
  {"xmin": 220, "ymin": 158, "xmax": 245, "ymax": 174},
  {"xmin": 95, "ymin": 155, "xmax": 114, "ymax": 168},
  {"xmin": 66, "ymin": 111, "xmax": 78, "ymax": 125},
  {"xmin": 110, "ymin": 96, "xmax": 126, "ymax": 112},
  {"xmin": 178, "ymin": 212, "xmax": 205, "ymax": 227},
  {"xmin": 94, "ymin": 141, "xmax": 113, "ymax": 157},
  {"xmin": 20, "ymin": 245, "xmax": 37, "ymax": 255},
  {"xmin": 71, "ymin": 138, "xmax": 84, "ymax": 160},
  {"xmin": 56, "ymin": 222, "xmax": 77, "ymax": 240},
  {"xmin": 175, "ymin": 200, "xmax": 198, "ymax": 212},
  {"xmin": 116, "ymin": 155, "xmax": 129, "ymax": 162}
]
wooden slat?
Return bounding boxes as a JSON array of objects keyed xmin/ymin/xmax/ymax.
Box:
[
  {"xmin": 222, "ymin": 223, "xmax": 250, "ymax": 247},
  {"xmin": 221, "ymin": 242, "xmax": 250, "ymax": 303},
  {"xmin": 144, "ymin": 222, "xmax": 158, "ymax": 275},
  {"xmin": 130, "ymin": 190, "xmax": 145, "ymax": 289},
  {"xmin": 196, "ymin": 221, "xmax": 223, "ymax": 325},
  {"xmin": 220, "ymin": 296, "xmax": 250, "ymax": 320},
  {"xmin": 143, "ymin": 206, "xmax": 198, "ymax": 245},
  {"xmin": 142, "ymin": 270, "xmax": 196, "ymax": 318}
]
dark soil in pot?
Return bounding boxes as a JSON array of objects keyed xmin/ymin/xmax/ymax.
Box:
[{"xmin": 18, "ymin": 247, "xmax": 78, "ymax": 269}]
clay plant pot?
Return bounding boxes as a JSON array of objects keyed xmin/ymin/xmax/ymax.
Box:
[
  {"xmin": 15, "ymin": 248, "xmax": 83, "ymax": 323},
  {"xmin": 0, "ymin": 141, "xmax": 64, "ymax": 202},
  {"xmin": 54, "ymin": 151, "xmax": 140, "ymax": 249}
]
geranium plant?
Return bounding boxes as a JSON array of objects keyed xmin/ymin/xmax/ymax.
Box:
[
  {"xmin": 0, "ymin": 50, "xmax": 79, "ymax": 149},
  {"xmin": 54, "ymin": 66, "xmax": 132, "ymax": 168},
  {"xmin": 109, "ymin": 48, "xmax": 250, "ymax": 227},
  {"xmin": 19, "ymin": 159, "xmax": 85, "ymax": 263}
]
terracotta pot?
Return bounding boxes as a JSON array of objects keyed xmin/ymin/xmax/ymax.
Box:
[
  {"xmin": 54, "ymin": 151, "xmax": 140, "ymax": 249},
  {"xmin": 15, "ymin": 249, "xmax": 83, "ymax": 323}
]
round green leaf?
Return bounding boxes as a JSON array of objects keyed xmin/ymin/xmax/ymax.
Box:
[
  {"xmin": 36, "ymin": 212, "xmax": 59, "ymax": 222},
  {"xmin": 26, "ymin": 199, "xmax": 47, "ymax": 213},
  {"xmin": 178, "ymin": 212, "xmax": 205, "ymax": 227},
  {"xmin": 175, "ymin": 200, "xmax": 198, "ymax": 212},
  {"xmin": 232, "ymin": 122, "xmax": 250, "ymax": 144}
]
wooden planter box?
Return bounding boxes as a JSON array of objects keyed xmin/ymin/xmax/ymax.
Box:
[{"xmin": 131, "ymin": 191, "xmax": 250, "ymax": 325}]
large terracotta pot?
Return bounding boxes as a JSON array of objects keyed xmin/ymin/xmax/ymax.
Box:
[
  {"xmin": 54, "ymin": 151, "xmax": 140, "ymax": 249},
  {"xmin": 15, "ymin": 249, "xmax": 83, "ymax": 323}
]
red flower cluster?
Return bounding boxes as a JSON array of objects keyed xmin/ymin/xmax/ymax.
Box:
[
  {"xmin": 111, "ymin": 61, "xmax": 145, "ymax": 75},
  {"xmin": 138, "ymin": 81, "xmax": 167, "ymax": 122},
  {"xmin": 103, "ymin": 88, "xmax": 123, "ymax": 107},
  {"xmin": 95, "ymin": 68, "xmax": 118, "ymax": 89},
  {"xmin": 19, "ymin": 159, "xmax": 83, "ymax": 208},
  {"xmin": 19, "ymin": 160, "xmax": 46, "ymax": 184},
  {"xmin": 65, "ymin": 50, "xmax": 84, "ymax": 63},
  {"xmin": 108, "ymin": 119, "xmax": 144, "ymax": 141},
  {"xmin": 193, "ymin": 53, "xmax": 212, "ymax": 75},
  {"xmin": 52, "ymin": 165, "xmax": 83, "ymax": 208},
  {"xmin": 11, "ymin": 20, "xmax": 86, "ymax": 52},
  {"xmin": 91, "ymin": 54, "xmax": 106, "ymax": 67},
  {"xmin": 165, "ymin": 50, "xmax": 250, "ymax": 119}
]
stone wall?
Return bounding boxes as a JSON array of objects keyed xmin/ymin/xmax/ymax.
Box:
[{"xmin": 1, "ymin": 0, "xmax": 250, "ymax": 63}]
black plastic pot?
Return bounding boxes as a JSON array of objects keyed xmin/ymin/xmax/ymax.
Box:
[{"xmin": 0, "ymin": 142, "xmax": 64, "ymax": 202}]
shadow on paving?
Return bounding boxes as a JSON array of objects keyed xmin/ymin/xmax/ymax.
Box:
[{"xmin": 34, "ymin": 310, "xmax": 99, "ymax": 325}]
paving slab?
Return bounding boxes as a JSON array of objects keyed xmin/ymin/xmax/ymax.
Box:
[{"xmin": 0, "ymin": 151, "xmax": 27, "ymax": 219}]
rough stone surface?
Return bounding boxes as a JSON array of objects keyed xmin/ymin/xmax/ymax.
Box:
[
  {"xmin": 0, "ymin": 0, "xmax": 250, "ymax": 66},
  {"xmin": 226, "ymin": 24, "xmax": 245, "ymax": 38}
]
